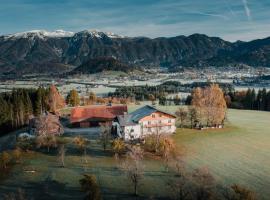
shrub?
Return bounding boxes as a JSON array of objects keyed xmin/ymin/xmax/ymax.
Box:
[{"xmin": 80, "ymin": 174, "xmax": 102, "ymax": 200}]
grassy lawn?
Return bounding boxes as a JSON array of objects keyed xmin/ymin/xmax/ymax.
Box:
[
  {"xmin": 1, "ymin": 106, "xmax": 270, "ymax": 199},
  {"xmin": 174, "ymin": 109, "xmax": 270, "ymax": 200}
]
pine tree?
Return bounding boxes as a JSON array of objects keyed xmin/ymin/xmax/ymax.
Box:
[
  {"xmin": 0, "ymin": 96, "xmax": 9, "ymax": 127},
  {"xmin": 35, "ymin": 87, "xmax": 43, "ymax": 115}
]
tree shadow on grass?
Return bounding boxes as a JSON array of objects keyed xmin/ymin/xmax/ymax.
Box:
[
  {"xmin": 66, "ymin": 145, "xmax": 114, "ymax": 158},
  {"xmin": 1, "ymin": 176, "xmax": 83, "ymax": 200}
]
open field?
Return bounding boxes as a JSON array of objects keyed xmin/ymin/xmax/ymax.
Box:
[{"xmin": 0, "ymin": 107, "xmax": 270, "ymax": 199}]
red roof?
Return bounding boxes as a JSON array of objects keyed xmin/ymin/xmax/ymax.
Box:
[{"xmin": 70, "ymin": 105, "xmax": 128, "ymax": 123}]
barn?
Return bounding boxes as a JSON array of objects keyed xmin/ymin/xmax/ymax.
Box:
[{"xmin": 70, "ymin": 105, "xmax": 128, "ymax": 128}]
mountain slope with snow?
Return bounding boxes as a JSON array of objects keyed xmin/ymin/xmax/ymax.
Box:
[{"xmin": 0, "ymin": 29, "xmax": 270, "ymax": 77}]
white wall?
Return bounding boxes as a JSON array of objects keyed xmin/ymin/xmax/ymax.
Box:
[
  {"xmin": 123, "ymin": 125, "xmax": 141, "ymax": 141},
  {"xmin": 139, "ymin": 118, "xmax": 176, "ymax": 136}
]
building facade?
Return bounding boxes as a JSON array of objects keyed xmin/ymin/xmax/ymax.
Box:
[{"xmin": 113, "ymin": 105, "xmax": 176, "ymax": 141}]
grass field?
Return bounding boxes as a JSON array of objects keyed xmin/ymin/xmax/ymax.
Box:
[{"xmin": 0, "ymin": 107, "xmax": 270, "ymax": 199}]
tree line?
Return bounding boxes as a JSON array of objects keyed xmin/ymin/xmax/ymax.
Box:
[
  {"xmin": 225, "ymin": 88, "xmax": 270, "ymax": 111},
  {"xmin": 108, "ymin": 81, "xmax": 234, "ymax": 105},
  {"xmin": 0, "ymin": 85, "xmax": 65, "ymax": 135}
]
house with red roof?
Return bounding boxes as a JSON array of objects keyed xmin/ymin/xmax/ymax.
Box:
[{"xmin": 70, "ymin": 104, "xmax": 128, "ymax": 127}]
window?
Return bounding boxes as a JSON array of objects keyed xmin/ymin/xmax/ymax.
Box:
[
  {"xmin": 159, "ymin": 120, "xmax": 162, "ymax": 124},
  {"xmin": 152, "ymin": 114, "xmax": 155, "ymax": 118},
  {"xmin": 148, "ymin": 121, "xmax": 151, "ymax": 125},
  {"xmin": 159, "ymin": 114, "xmax": 162, "ymax": 117},
  {"xmin": 148, "ymin": 128, "xmax": 151, "ymax": 132},
  {"xmin": 168, "ymin": 119, "xmax": 171, "ymax": 123}
]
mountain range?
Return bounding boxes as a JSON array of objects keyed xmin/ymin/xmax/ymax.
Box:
[{"xmin": 0, "ymin": 29, "xmax": 270, "ymax": 77}]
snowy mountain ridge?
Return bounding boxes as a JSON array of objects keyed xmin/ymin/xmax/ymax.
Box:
[{"xmin": 3, "ymin": 29, "xmax": 125, "ymax": 40}]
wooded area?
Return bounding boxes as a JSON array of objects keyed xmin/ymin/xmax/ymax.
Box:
[{"xmin": 0, "ymin": 85, "xmax": 65, "ymax": 135}]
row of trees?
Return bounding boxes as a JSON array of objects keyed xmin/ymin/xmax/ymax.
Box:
[
  {"xmin": 0, "ymin": 85, "xmax": 65, "ymax": 135},
  {"xmin": 66, "ymin": 89, "xmax": 133, "ymax": 107},
  {"xmin": 108, "ymin": 81, "xmax": 234, "ymax": 102},
  {"xmin": 226, "ymin": 88, "xmax": 270, "ymax": 111}
]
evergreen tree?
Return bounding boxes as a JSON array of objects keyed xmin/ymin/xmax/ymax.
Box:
[
  {"xmin": 0, "ymin": 96, "xmax": 9, "ymax": 128},
  {"xmin": 174, "ymin": 95, "xmax": 181, "ymax": 105}
]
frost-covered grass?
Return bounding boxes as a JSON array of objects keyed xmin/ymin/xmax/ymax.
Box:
[
  {"xmin": 174, "ymin": 109, "xmax": 270, "ymax": 200},
  {"xmin": 1, "ymin": 108, "xmax": 270, "ymax": 199}
]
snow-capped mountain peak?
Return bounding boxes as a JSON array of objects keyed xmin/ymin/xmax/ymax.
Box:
[
  {"xmin": 4, "ymin": 30, "xmax": 75, "ymax": 39},
  {"xmin": 77, "ymin": 29, "xmax": 124, "ymax": 38},
  {"xmin": 2, "ymin": 29, "xmax": 126, "ymax": 40}
]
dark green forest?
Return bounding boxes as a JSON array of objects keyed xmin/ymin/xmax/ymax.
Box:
[{"xmin": 0, "ymin": 87, "xmax": 49, "ymax": 135}]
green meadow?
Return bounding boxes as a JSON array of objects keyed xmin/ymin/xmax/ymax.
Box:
[{"xmin": 0, "ymin": 107, "xmax": 270, "ymax": 199}]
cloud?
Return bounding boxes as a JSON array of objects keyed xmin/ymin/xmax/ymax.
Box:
[
  {"xmin": 242, "ymin": 0, "xmax": 252, "ymax": 20},
  {"xmin": 189, "ymin": 11, "xmax": 229, "ymax": 20}
]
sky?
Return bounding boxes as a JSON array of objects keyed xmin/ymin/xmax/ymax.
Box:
[{"xmin": 0, "ymin": 0, "xmax": 270, "ymax": 41}]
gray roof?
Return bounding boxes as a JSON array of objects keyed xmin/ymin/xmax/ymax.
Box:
[
  {"xmin": 129, "ymin": 105, "xmax": 176, "ymax": 122},
  {"xmin": 116, "ymin": 114, "xmax": 137, "ymax": 126}
]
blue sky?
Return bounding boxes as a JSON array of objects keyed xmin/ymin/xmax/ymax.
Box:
[{"xmin": 0, "ymin": 0, "xmax": 270, "ymax": 41}]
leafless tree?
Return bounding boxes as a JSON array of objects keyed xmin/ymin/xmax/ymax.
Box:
[
  {"xmin": 99, "ymin": 123, "xmax": 111, "ymax": 151},
  {"xmin": 175, "ymin": 107, "xmax": 188, "ymax": 128},
  {"xmin": 120, "ymin": 146, "xmax": 144, "ymax": 196},
  {"xmin": 57, "ymin": 137, "xmax": 68, "ymax": 168},
  {"xmin": 222, "ymin": 184, "xmax": 257, "ymax": 200},
  {"xmin": 167, "ymin": 157, "xmax": 191, "ymax": 200},
  {"xmin": 3, "ymin": 188, "xmax": 28, "ymax": 200},
  {"xmin": 30, "ymin": 112, "xmax": 64, "ymax": 137},
  {"xmin": 191, "ymin": 167, "xmax": 215, "ymax": 200},
  {"xmin": 36, "ymin": 135, "xmax": 57, "ymax": 153},
  {"xmin": 58, "ymin": 144, "xmax": 66, "ymax": 168},
  {"xmin": 73, "ymin": 136, "xmax": 90, "ymax": 163}
]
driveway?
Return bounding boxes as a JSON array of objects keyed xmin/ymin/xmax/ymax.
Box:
[{"xmin": 64, "ymin": 127, "xmax": 100, "ymax": 140}]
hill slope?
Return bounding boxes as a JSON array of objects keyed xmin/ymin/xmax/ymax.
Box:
[
  {"xmin": 1, "ymin": 30, "xmax": 270, "ymax": 76},
  {"xmin": 71, "ymin": 57, "xmax": 137, "ymax": 74}
]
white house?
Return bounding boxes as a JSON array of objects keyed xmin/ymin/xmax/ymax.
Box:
[{"xmin": 113, "ymin": 105, "xmax": 176, "ymax": 141}]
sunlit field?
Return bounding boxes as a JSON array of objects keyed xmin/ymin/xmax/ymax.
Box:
[{"xmin": 0, "ymin": 107, "xmax": 270, "ymax": 199}]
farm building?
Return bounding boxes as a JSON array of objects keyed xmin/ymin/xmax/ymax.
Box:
[
  {"xmin": 70, "ymin": 104, "xmax": 128, "ymax": 127},
  {"xmin": 113, "ymin": 105, "xmax": 176, "ymax": 141}
]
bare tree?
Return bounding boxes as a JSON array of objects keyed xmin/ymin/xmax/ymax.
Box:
[
  {"xmin": 159, "ymin": 135, "xmax": 177, "ymax": 171},
  {"xmin": 222, "ymin": 184, "xmax": 257, "ymax": 200},
  {"xmin": 175, "ymin": 107, "xmax": 188, "ymax": 128},
  {"xmin": 4, "ymin": 188, "xmax": 28, "ymax": 200},
  {"xmin": 30, "ymin": 112, "xmax": 64, "ymax": 137},
  {"xmin": 73, "ymin": 136, "xmax": 89, "ymax": 163},
  {"xmin": 188, "ymin": 106, "xmax": 198, "ymax": 128},
  {"xmin": 191, "ymin": 167, "xmax": 215, "ymax": 200},
  {"xmin": 99, "ymin": 123, "xmax": 111, "ymax": 151},
  {"xmin": 120, "ymin": 146, "xmax": 144, "ymax": 196},
  {"xmin": 36, "ymin": 135, "xmax": 57, "ymax": 153},
  {"xmin": 58, "ymin": 144, "xmax": 66, "ymax": 168},
  {"xmin": 57, "ymin": 137, "xmax": 69, "ymax": 168}
]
